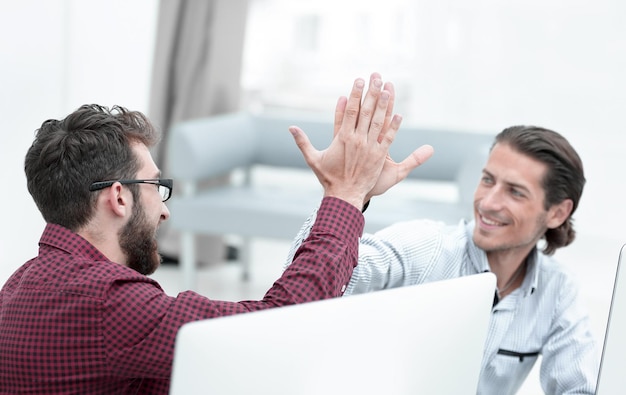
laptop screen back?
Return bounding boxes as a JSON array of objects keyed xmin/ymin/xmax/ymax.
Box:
[
  {"xmin": 170, "ymin": 272, "xmax": 496, "ymax": 395},
  {"xmin": 595, "ymin": 244, "xmax": 626, "ymax": 395}
]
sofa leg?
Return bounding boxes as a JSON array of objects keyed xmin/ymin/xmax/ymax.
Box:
[
  {"xmin": 240, "ymin": 237, "xmax": 252, "ymax": 282},
  {"xmin": 181, "ymin": 231, "xmax": 197, "ymax": 290}
]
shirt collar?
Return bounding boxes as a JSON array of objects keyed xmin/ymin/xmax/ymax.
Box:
[
  {"xmin": 39, "ymin": 223, "xmax": 110, "ymax": 263},
  {"xmin": 521, "ymin": 247, "xmax": 539, "ymax": 296}
]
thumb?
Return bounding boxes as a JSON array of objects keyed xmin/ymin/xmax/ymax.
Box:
[
  {"xmin": 289, "ymin": 126, "xmax": 316, "ymax": 166},
  {"xmin": 400, "ymin": 144, "xmax": 435, "ymax": 174},
  {"xmin": 333, "ymin": 96, "xmax": 347, "ymax": 137}
]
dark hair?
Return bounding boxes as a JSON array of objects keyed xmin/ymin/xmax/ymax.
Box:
[
  {"xmin": 493, "ymin": 125, "xmax": 585, "ymax": 255},
  {"xmin": 24, "ymin": 104, "xmax": 160, "ymax": 231}
]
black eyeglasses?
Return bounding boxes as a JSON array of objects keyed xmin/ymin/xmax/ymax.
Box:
[{"xmin": 89, "ymin": 179, "xmax": 173, "ymax": 202}]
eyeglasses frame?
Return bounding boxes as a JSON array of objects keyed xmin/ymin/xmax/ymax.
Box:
[{"xmin": 89, "ymin": 178, "xmax": 174, "ymax": 202}]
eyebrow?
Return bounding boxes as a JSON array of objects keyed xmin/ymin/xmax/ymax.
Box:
[{"xmin": 482, "ymin": 169, "xmax": 531, "ymax": 194}]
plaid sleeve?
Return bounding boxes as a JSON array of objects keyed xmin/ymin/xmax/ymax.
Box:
[{"xmin": 103, "ymin": 197, "xmax": 364, "ymax": 379}]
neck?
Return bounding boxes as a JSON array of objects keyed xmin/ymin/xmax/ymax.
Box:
[
  {"xmin": 77, "ymin": 224, "xmax": 126, "ymax": 266},
  {"xmin": 488, "ymin": 248, "xmax": 533, "ymax": 299}
]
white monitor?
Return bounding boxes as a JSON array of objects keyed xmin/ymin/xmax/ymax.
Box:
[
  {"xmin": 595, "ymin": 244, "xmax": 626, "ymax": 395},
  {"xmin": 170, "ymin": 272, "xmax": 496, "ymax": 395}
]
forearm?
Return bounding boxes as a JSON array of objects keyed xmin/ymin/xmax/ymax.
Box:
[
  {"xmin": 283, "ymin": 207, "xmax": 318, "ymax": 272},
  {"xmin": 283, "ymin": 210, "xmax": 394, "ymax": 296},
  {"xmin": 271, "ymin": 197, "xmax": 363, "ymax": 303},
  {"xmin": 344, "ymin": 238, "xmax": 399, "ymax": 295},
  {"xmin": 345, "ymin": 219, "xmax": 445, "ymax": 295}
]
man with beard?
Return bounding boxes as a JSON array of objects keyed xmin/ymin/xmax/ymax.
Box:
[{"xmin": 0, "ymin": 73, "xmax": 434, "ymax": 394}]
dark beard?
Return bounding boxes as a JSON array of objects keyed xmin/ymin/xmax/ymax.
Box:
[{"xmin": 119, "ymin": 202, "xmax": 161, "ymax": 275}]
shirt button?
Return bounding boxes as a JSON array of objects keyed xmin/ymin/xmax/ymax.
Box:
[{"xmin": 341, "ymin": 284, "xmax": 346, "ymax": 293}]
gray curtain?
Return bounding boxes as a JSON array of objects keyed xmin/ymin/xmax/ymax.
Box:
[{"xmin": 149, "ymin": 0, "xmax": 249, "ymax": 265}]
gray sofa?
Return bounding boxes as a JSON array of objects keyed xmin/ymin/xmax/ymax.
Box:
[{"xmin": 166, "ymin": 111, "xmax": 495, "ymax": 289}]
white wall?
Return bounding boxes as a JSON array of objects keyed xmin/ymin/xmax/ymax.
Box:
[
  {"xmin": 0, "ymin": 0, "xmax": 158, "ymax": 282},
  {"xmin": 2, "ymin": 0, "xmax": 625, "ymax": 292},
  {"xmin": 241, "ymin": 0, "xmax": 626, "ymax": 244}
]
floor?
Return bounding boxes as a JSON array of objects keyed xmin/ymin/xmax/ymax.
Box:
[{"xmin": 152, "ymin": 230, "xmax": 623, "ymax": 395}]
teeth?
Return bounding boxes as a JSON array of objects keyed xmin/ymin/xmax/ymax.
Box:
[{"xmin": 482, "ymin": 216, "xmax": 502, "ymax": 226}]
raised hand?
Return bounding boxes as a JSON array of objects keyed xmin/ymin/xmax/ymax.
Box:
[
  {"xmin": 289, "ymin": 73, "xmax": 402, "ymax": 210},
  {"xmin": 329, "ymin": 73, "xmax": 434, "ymax": 204},
  {"xmin": 333, "ymin": 73, "xmax": 397, "ymax": 144}
]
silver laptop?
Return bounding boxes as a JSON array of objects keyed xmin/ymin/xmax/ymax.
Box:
[
  {"xmin": 169, "ymin": 272, "xmax": 496, "ymax": 395},
  {"xmin": 595, "ymin": 244, "xmax": 626, "ymax": 395}
]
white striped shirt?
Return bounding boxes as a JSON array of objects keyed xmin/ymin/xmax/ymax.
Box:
[{"xmin": 285, "ymin": 211, "xmax": 600, "ymax": 395}]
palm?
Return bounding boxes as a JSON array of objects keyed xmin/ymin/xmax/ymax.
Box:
[
  {"xmin": 366, "ymin": 142, "xmax": 434, "ymax": 202},
  {"xmin": 368, "ymin": 156, "xmax": 403, "ymax": 198}
]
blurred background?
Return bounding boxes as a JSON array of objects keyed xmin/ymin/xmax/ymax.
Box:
[{"xmin": 1, "ymin": 1, "xmax": 624, "ymax": 393}]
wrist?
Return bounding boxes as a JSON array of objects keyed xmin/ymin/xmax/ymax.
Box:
[{"xmin": 323, "ymin": 192, "xmax": 366, "ymax": 212}]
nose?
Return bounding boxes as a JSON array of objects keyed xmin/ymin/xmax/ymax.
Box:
[
  {"xmin": 161, "ymin": 202, "xmax": 171, "ymax": 221},
  {"xmin": 477, "ymin": 185, "xmax": 503, "ymax": 212}
]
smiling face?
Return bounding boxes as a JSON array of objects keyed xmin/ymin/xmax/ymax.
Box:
[{"xmin": 473, "ymin": 142, "xmax": 567, "ymax": 257}]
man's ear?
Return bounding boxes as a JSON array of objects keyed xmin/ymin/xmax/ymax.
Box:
[
  {"xmin": 546, "ymin": 198, "xmax": 574, "ymax": 229},
  {"xmin": 102, "ymin": 182, "xmax": 130, "ymax": 218}
]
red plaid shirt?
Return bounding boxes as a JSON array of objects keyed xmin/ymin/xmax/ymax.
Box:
[{"xmin": 0, "ymin": 197, "xmax": 362, "ymax": 394}]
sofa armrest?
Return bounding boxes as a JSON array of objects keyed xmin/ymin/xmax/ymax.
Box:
[{"xmin": 167, "ymin": 112, "xmax": 258, "ymax": 181}]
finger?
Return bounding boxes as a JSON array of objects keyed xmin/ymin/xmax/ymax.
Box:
[
  {"xmin": 340, "ymin": 78, "xmax": 365, "ymax": 135},
  {"xmin": 367, "ymin": 89, "xmax": 391, "ymax": 143},
  {"xmin": 399, "ymin": 145, "xmax": 435, "ymax": 175},
  {"xmin": 288, "ymin": 126, "xmax": 316, "ymax": 166},
  {"xmin": 381, "ymin": 81, "xmax": 395, "ymax": 141},
  {"xmin": 333, "ymin": 96, "xmax": 347, "ymax": 138},
  {"xmin": 376, "ymin": 81, "xmax": 396, "ymax": 144},
  {"xmin": 366, "ymin": 72, "xmax": 381, "ymax": 94},
  {"xmin": 377, "ymin": 113, "xmax": 403, "ymax": 150},
  {"xmin": 355, "ymin": 73, "xmax": 383, "ymax": 136}
]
